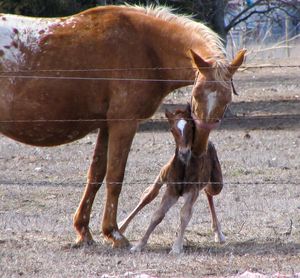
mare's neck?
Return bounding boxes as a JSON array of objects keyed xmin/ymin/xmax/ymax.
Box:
[
  {"xmin": 139, "ymin": 18, "xmax": 201, "ymax": 91},
  {"xmin": 191, "ymin": 129, "xmax": 210, "ymax": 157}
]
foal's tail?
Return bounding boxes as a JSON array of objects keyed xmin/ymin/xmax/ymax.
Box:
[{"xmin": 205, "ymin": 141, "xmax": 223, "ymax": 196}]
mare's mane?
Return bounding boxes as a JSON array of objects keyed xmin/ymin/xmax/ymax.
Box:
[{"xmin": 128, "ymin": 5, "xmax": 230, "ymax": 83}]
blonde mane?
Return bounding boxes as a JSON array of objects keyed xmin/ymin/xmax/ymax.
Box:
[{"xmin": 129, "ymin": 5, "xmax": 230, "ymax": 83}]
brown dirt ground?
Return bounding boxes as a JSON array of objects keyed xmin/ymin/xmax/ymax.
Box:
[{"xmin": 0, "ymin": 63, "xmax": 300, "ymax": 277}]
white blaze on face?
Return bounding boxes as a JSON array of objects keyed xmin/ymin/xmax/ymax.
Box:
[
  {"xmin": 177, "ymin": 119, "xmax": 187, "ymax": 136},
  {"xmin": 206, "ymin": 90, "xmax": 218, "ymax": 117}
]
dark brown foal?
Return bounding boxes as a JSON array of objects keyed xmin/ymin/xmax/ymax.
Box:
[{"xmin": 119, "ymin": 104, "xmax": 225, "ymax": 254}]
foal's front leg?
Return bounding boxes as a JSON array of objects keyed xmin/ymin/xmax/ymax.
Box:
[
  {"xmin": 131, "ymin": 188, "xmax": 178, "ymax": 252},
  {"xmin": 170, "ymin": 190, "xmax": 199, "ymax": 254}
]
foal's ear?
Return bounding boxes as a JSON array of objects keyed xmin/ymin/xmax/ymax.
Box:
[
  {"xmin": 229, "ymin": 49, "xmax": 247, "ymax": 75},
  {"xmin": 185, "ymin": 102, "xmax": 192, "ymax": 117},
  {"xmin": 165, "ymin": 109, "xmax": 173, "ymax": 120},
  {"xmin": 189, "ymin": 49, "xmax": 212, "ymax": 74}
]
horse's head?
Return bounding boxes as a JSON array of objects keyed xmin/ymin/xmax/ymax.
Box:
[
  {"xmin": 189, "ymin": 49, "xmax": 246, "ymax": 152},
  {"xmin": 165, "ymin": 104, "xmax": 194, "ymax": 164}
]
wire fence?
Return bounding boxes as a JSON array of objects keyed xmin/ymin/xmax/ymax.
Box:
[
  {"xmin": 0, "ymin": 180, "xmax": 299, "ymax": 187},
  {"xmin": 0, "ymin": 63, "xmax": 299, "ymax": 188}
]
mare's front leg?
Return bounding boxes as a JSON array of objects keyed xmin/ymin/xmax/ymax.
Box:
[
  {"xmin": 102, "ymin": 121, "xmax": 137, "ymax": 248},
  {"xmin": 73, "ymin": 128, "xmax": 108, "ymax": 246},
  {"xmin": 170, "ymin": 189, "xmax": 199, "ymax": 255}
]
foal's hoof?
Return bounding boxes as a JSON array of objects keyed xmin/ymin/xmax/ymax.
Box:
[
  {"xmin": 169, "ymin": 247, "xmax": 183, "ymax": 255},
  {"xmin": 214, "ymin": 232, "xmax": 226, "ymax": 244},
  {"xmin": 130, "ymin": 243, "xmax": 144, "ymax": 253}
]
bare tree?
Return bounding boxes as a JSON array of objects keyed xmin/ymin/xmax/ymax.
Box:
[{"xmin": 225, "ymin": 0, "xmax": 300, "ymax": 34}]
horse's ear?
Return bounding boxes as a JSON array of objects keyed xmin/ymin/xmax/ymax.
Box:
[
  {"xmin": 189, "ymin": 49, "xmax": 211, "ymax": 74},
  {"xmin": 229, "ymin": 49, "xmax": 247, "ymax": 75},
  {"xmin": 165, "ymin": 109, "xmax": 173, "ymax": 120},
  {"xmin": 185, "ymin": 102, "xmax": 192, "ymax": 117}
]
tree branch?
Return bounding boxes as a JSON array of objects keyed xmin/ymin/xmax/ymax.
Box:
[
  {"xmin": 225, "ymin": 7, "xmax": 273, "ymax": 32},
  {"xmin": 225, "ymin": 0, "xmax": 266, "ymax": 31}
]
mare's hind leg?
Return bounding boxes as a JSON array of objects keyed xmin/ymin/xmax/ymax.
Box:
[
  {"xmin": 73, "ymin": 128, "xmax": 108, "ymax": 246},
  {"xmin": 131, "ymin": 187, "xmax": 178, "ymax": 252},
  {"xmin": 170, "ymin": 189, "xmax": 199, "ymax": 254},
  {"xmin": 102, "ymin": 122, "xmax": 137, "ymax": 248}
]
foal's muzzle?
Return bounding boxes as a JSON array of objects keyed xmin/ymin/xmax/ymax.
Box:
[{"xmin": 179, "ymin": 147, "xmax": 191, "ymax": 164}]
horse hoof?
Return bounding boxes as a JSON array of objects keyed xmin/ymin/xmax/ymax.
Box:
[
  {"xmin": 112, "ymin": 237, "xmax": 131, "ymax": 249},
  {"xmin": 130, "ymin": 246, "xmax": 142, "ymax": 252},
  {"xmin": 72, "ymin": 234, "xmax": 95, "ymax": 248},
  {"xmin": 106, "ymin": 230, "xmax": 130, "ymax": 248},
  {"xmin": 71, "ymin": 239, "xmax": 95, "ymax": 249},
  {"xmin": 214, "ymin": 232, "xmax": 226, "ymax": 244},
  {"xmin": 169, "ymin": 248, "xmax": 183, "ymax": 255}
]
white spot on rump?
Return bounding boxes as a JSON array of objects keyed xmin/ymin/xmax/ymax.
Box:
[
  {"xmin": 206, "ymin": 90, "xmax": 218, "ymax": 116},
  {"xmin": 177, "ymin": 119, "xmax": 187, "ymax": 136},
  {"xmin": 0, "ymin": 14, "xmax": 77, "ymax": 69}
]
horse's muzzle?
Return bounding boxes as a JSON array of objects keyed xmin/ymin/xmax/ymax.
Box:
[{"xmin": 179, "ymin": 147, "xmax": 192, "ymax": 164}]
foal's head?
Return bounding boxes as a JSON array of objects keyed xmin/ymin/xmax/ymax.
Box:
[
  {"xmin": 188, "ymin": 49, "xmax": 246, "ymax": 153},
  {"xmin": 165, "ymin": 104, "xmax": 194, "ymax": 164}
]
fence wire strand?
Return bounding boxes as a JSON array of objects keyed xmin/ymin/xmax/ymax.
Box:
[
  {"xmin": 0, "ymin": 180, "xmax": 299, "ymax": 187},
  {"xmin": 0, "ymin": 114, "xmax": 299, "ymax": 124}
]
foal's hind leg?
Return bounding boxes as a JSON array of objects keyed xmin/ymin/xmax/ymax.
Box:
[
  {"xmin": 205, "ymin": 143, "xmax": 225, "ymax": 243},
  {"xmin": 205, "ymin": 190, "xmax": 225, "ymax": 244},
  {"xmin": 170, "ymin": 189, "xmax": 199, "ymax": 254},
  {"xmin": 73, "ymin": 128, "xmax": 108, "ymax": 246}
]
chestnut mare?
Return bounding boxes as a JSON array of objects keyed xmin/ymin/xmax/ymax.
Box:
[{"xmin": 0, "ymin": 5, "xmax": 245, "ymax": 248}]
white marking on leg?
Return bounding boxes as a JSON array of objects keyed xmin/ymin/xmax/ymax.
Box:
[
  {"xmin": 177, "ymin": 119, "xmax": 187, "ymax": 136},
  {"xmin": 111, "ymin": 230, "xmax": 123, "ymax": 241},
  {"xmin": 215, "ymin": 231, "xmax": 226, "ymax": 244},
  {"xmin": 213, "ymin": 221, "xmax": 226, "ymax": 244},
  {"xmin": 130, "ymin": 241, "xmax": 145, "ymax": 252}
]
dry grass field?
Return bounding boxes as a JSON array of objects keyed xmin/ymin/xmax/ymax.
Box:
[{"xmin": 0, "ymin": 63, "xmax": 299, "ymax": 277}]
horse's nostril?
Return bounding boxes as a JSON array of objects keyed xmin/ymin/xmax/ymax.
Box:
[{"xmin": 179, "ymin": 148, "xmax": 191, "ymax": 163}]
